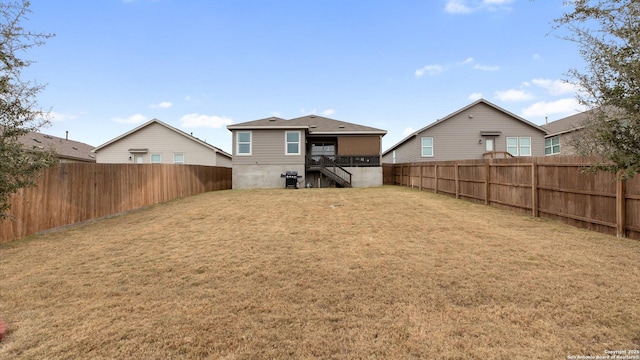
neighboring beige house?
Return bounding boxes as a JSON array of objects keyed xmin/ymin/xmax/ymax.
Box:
[
  {"xmin": 93, "ymin": 119, "xmax": 231, "ymax": 167},
  {"xmin": 542, "ymin": 110, "xmax": 592, "ymax": 156},
  {"xmin": 18, "ymin": 131, "xmax": 96, "ymax": 163},
  {"xmin": 227, "ymin": 115, "xmax": 387, "ymax": 189},
  {"xmin": 382, "ymin": 99, "xmax": 548, "ymax": 163}
]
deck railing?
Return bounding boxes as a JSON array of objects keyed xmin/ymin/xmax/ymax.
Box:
[{"xmin": 307, "ymin": 155, "xmax": 381, "ymax": 167}]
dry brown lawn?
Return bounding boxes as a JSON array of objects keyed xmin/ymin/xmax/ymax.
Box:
[{"xmin": 0, "ymin": 186, "xmax": 639, "ymax": 359}]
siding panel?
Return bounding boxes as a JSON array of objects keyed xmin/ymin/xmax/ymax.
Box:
[
  {"xmin": 96, "ymin": 122, "xmax": 228, "ymax": 166},
  {"xmin": 385, "ymin": 102, "xmax": 545, "ymax": 163},
  {"xmin": 232, "ymin": 129, "xmax": 305, "ymax": 166},
  {"xmin": 338, "ymin": 136, "xmax": 381, "ymax": 155}
]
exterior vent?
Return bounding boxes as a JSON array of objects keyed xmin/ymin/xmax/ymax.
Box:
[
  {"xmin": 309, "ymin": 115, "xmax": 316, "ymax": 118},
  {"xmin": 32, "ymin": 138, "xmax": 42, "ymax": 143},
  {"xmin": 72, "ymin": 146, "xmax": 78, "ymax": 150},
  {"xmin": 310, "ymin": 125, "xmax": 317, "ymax": 128},
  {"xmin": 339, "ymin": 125, "xmax": 345, "ymax": 128},
  {"xmin": 269, "ymin": 118, "xmax": 277, "ymax": 122}
]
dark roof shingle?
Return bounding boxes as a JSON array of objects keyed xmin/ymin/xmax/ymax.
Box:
[
  {"xmin": 227, "ymin": 115, "xmax": 387, "ymax": 135},
  {"xmin": 18, "ymin": 131, "xmax": 96, "ymax": 162}
]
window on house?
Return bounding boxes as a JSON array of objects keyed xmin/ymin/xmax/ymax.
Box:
[
  {"xmin": 520, "ymin": 137, "xmax": 531, "ymax": 156},
  {"xmin": 545, "ymin": 136, "xmax": 561, "ymax": 155},
  {"xmin": 507, "ymin": 137, "xmax": 532, "ymax": 156},
  {"xmin": 285, "ymin": 131, "xmax": 300, "ymax": 155},
  {"xmin": 421, "ymin": 137, "xmax": 433, "ymax": 157},
  {"xmin": 392, "ymin": 150, "xmax": 397, "ymax": 164},
  {"xmin": 173, "ymin": 153, "xmax": 184, "ymax": 164},
  {"xmin": 237, "ymin": 131, "xmax": 251, "ymax": 155},
  {"xmin": 150, "ymin": 154, "xmax": 162, "ymax": 163}
]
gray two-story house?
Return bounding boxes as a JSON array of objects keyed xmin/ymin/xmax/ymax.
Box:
[
  {"xmin": 382, "ymin": 99, "xmax": 548, "ymax": 163},
  {"xmin": 227, "ymin": 115, "xmax": 387, "ymax": 189}
]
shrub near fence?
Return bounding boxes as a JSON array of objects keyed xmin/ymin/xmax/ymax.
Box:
[
  {"xmin": 383, "ymin": 156, "xmax": 640, "ymax": 240},
  {"xmin": 0, "ymin": 163, "xmax": 232, "ymax": 243}
]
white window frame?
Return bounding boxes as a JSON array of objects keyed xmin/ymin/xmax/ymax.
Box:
[
  {"xmin": 506, "ymin": 137, "xmax": 532, "ymax": 157},
  {"xmin": 236, "ymin": 131, "xmax": 252, "ymax": 156},
  {"xmin": 285, "ymin": 131, "xmax": 301, "ymax": 155},
  {"xmin": 150, "ymin": 153, "xmax": 162, "ymax": 163},
  {"xmin": 545, "ymin": 136, "xmax": 561, "ymax": 155},
  {"xmin": 421, "ymin": 137, "xmax": 433, "ymax": 157},
  {"xmin": 173, "ymin": 153, "xmax": 185, "ymax": 164}
]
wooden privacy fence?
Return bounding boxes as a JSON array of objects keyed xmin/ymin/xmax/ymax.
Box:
[
  {"xmin": 0, "ymin": 163, "xmax": 232, "ymax": 243},
  {"xmin": 383, "ymin": 156, "xmax": 640, "ymax": 240}
]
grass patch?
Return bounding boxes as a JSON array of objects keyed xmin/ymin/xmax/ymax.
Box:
[{"xmin": 1, "ymin": 186, "xmax": 639, "ymax": 359}]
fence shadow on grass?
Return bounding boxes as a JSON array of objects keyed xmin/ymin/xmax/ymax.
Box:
[
  {"xmin": 384, "ymin": 155, "xmax": 640, "ymax": 240},
  {"xmin": 0, "ymin": 163, "xmax": 232, "ymax": 243}
]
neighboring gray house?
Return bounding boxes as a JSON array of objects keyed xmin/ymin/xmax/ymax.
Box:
[
  {"xmin": 18, "ymin": 131, "xmax": 96, "ymax": 163},
  {"xmin": 382, "ymin": 99, "xmax": 548, "ymax": 163},
  {"xmin": 93, "ymin": 119, "xmax": 231, "ymax": 167},
  {"xmin": 542, "ymin": 110, "xmax": 593, "ymax": 156},
  {"xmin": 227, "ymin": 115, "xmax": 387, "ymax": 189}
]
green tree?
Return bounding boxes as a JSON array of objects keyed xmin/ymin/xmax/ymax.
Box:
[
  {"xmin": 0, "ymin": 0, "xmax": 56, "ymax": 219},
  {"xmin": 556, "ymin": 0, "xmax": 640, "ymax": 179}
]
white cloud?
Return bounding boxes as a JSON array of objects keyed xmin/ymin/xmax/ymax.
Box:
[
  {"xmin": 415, "ymin": 57, "xmax": 498, "ymax": 78},
  {"xmin": 403, "ymin": 127, "xmax": 415, "ymax": 136},
  {"xmin": 415, "ymin": 64, "xmax": 444, "ymax": 77},
  {"xmin": 180, "ymin": 113, "xmax": 233, "ymax": 128},
  {"xmin": 445, "ymin": 0, "xmax": 474, "ymax": 14},
  {"xmin": 112, "ymin": 114, "xmax": 148, "ymax": 124},
  {"xmin": 322, "ymin": 109, "xmax": 336, "ymax": 116},
  {"xmin": 149, "ymin": 101, "xmax": 172, "ymax": 109},
  {"xmin": 47, "ymin": 111, "xmax": 77, "ymax": 122},
  {"xmin": 494, "ymin": 89, "xmax": 534, "ymax": 102},
  {"xmin": 531, "ymin": 78, "xmax": 577, "ymax": 96},
  {"xmin": 521, "ymin": 98, "xmax": 586, "ymax": 118},
  {"xmin": 484, "ymin": 0, "xmax": 512, "ymax": 4},
  {"xmin": 468, "ymin": 92, "xmax": 483, "ymax": 101},
  {"xmin": 473, "ymin": 64, "xmax": 500, "ymax": 71},
  {"xmin": 532, "ymin": 53, "xmax": 541, "ymax": 60},
  {"xmin": 445, "ymin": 0, "xmax": 513, "ymax": 14}
]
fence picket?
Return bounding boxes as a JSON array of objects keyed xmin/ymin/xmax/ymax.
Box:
[
  {"xmin": 383, "ymin": 156, "xmax": 638, "ymax": 240},
  {"xmin": 0, "ymin": 163, "xmax": 232, "ymax": 243}
]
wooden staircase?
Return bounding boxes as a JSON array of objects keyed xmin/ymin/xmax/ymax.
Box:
[{"xmin": 307, "ymin": 155, "xmax": 352, "ymax": 188}]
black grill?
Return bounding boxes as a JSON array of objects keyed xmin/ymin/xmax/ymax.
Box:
[{"xmin": 281, "ymin": 171, "xmax": 302, "ymax": 189}]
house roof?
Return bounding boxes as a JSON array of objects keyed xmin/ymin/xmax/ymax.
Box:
[
  {"xmin": 541, "ymin": 110, "xmax": 593, "ymax": 137},
  {"xmin": 227, "ymin": 115, "xmax": 387, "ymax": 135},
  {"xmin": 382, "ymin": 98, "xmax": 547, "ymax": 155},
  {"xmin": 18, "ymin": 131, "xmax": 96, "ymax": 162},
  {"xmin": 93, "ymin": 118, "xmax": 232, "ymax": 158}
]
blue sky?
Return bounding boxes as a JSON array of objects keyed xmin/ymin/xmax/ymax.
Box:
[{"xmin": 24, "ymin": 0, "xmax": 586, "ymax": 153}]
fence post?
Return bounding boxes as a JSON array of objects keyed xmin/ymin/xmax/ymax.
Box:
[
  {"xmin": 532, "ymin": 163, "xmax": 538, "ymax": 217},
  {"xmin": 419, "ymin": 164, "xmax": 423, "ymax": 190},
  {"xmin": 455, "ymin": 164, "xmax": 460, "ymax": 199},
  {"xmin": 434, "ymin": 164, "xmax": 439, "ymax": 194},
  {"xmin": 484, "ymin": 162, "xmax": 490, "ymax": 205},
  {"xmin": 616, "ymin": 172, "xmax": 626, "ymax": 238}
]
